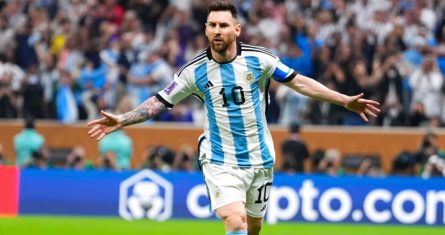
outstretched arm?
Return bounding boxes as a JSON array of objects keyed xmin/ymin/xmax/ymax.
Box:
[
  {"xmin": 87, "ymin": 96, "xmax": 167, "ymax": 141},
  {"xmin": 284, "ymin": 74, "xmax": 380, "ymax": 121}
]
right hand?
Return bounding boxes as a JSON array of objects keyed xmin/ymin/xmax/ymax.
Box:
[{"xmin": 87, "ymin": 110, "xmax": 123, "ymax": 141}]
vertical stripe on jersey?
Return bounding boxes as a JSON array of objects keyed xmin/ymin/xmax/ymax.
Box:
[
  {"xmin": 245, "ymin": 56, "xmax": 273, "ymax": 167},
  {"xmin": 220, "ymin": 63, "xmax": 251, "ymax": 167},
  {"xmin": 195, "ymin": 63, "xmax": 224, "ymax": 165}
]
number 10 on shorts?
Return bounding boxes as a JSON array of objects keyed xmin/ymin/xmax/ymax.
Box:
[{"xmin": 255, "ymin": 182, "xmax": 272, "ymax": 204}]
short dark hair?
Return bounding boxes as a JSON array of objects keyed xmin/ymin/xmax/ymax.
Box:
[
  {"xmin": 25, "ymin": 116, "xmax": 35, "ymax": 129},
  {"xmin": 207, "ymin": 1, "xmax": 238, "ymax": 19},
  {"xmin": 289, "ymin": 122, "xmax": 301, "ymax": 134}
]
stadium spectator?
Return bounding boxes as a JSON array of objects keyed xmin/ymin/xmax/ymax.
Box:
[
  {"xmin": 391, "ymin": 150, "xmax": 417, "ymax": 176},
  {"xmin": 96, "ymin": 0, "xmax": 125, "ymax": 26},
  {"xmin": 141, "ymin": 49, "xmax": 173, "ymax": 102},
  {"xmin": 371, "ymin": 51, "xmax": 406, "ymax": 126},
  {"xmin": 140, "ymin": 146, "xmax": 176, "ymax": 172},
  {"xmin": 87, "ymin": 3, "xmax": 379, "ymax": 235},
  {"xmin": 0, "ymin": 70, "xmax": 19, "ymax": 118},
  {"xmin": 100, "ymin": 151, "xmax": 118, "ymax": 170},
  {"xmin": 65, "ymin": 145, "xmax": 88, "ymax": 170},
  {"xmin": 317, "ymin": 148, "xmax": 345, "ymax": 176},
  {"xmin": 406, "ymin": 101, "xmax": 429, "ymax": 127},
  {"xmin": 275, "ymin": 84, "xmax": 309, "ymax": 126},
  {"xmin": 79, "ymin": 53, "xmax": 108, "ymax": 120},
  {"xmin": 56, "ymin": 68, "xmax": 79, "ymax": 123},
  {"xmin": 125, "ymin": 0, "xmax": 170, "ymax": 33},
  {"xmin": 15, "ymin": 21, "xmax": 39, "ymax": 70},
  {"xmin": 279, "ymin": 122, "xmax": 309, "ymax": 173},
  {"xmin": 356, "ymin": 158, "xmax": 384, "ymax": 177},
  {"xmin": 126, "ymin": 51, "xmax": 154, "ymax": 109},
  {"xmin": 99, "ymin": 38, "xmax": 120, "ymax": 108},
  {"xmin": 116, "ymin": 32, "xmax": 136, "ymax": 100},
  {"xmin": 421, "ymin": 154, "xmax": 445, "ymax": 178},
  {"xmin": 24, "ymin": 145, "xmax": 49, "ymax": 169},
  {"xmin": 413, "ymin": 131, "xmax": 442, "ymax": 171},
  {"xmin": 409, "ymin": 55, "xmax": 443, "ymax": 124},
  {"xmin": 22, "ymin": 64, "xmax": 45, "ymax": 119},
  {"xmin": 185, "ymin": 35, "xmax": 208, "ymax": 61},
  {"xmin": 0, "ymin": 15, "xmax": 15, "ymax": 54},
  {"xmin": 0, "ymin": 53, "xmax": 25, "ymax": 112},
  {"xmin": 171, "ymin": 144, "xmax": 198, "ymax": 172},
  {"xmin": 14, "ymin": 116, "xmax": 45, "ymax": 167}
]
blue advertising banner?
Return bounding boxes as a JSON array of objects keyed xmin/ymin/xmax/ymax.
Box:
[
  {"xmin": 269, "ymin": 174, "xmax": 445, "ymax": 225},
  {"xmin": 18, "ymin": 169, "xmax": 445, "ymax": 225}
]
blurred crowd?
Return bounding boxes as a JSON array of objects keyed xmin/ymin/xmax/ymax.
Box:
[
  {"xmin": 2, "ymin": 0, "xmax": 445, "ymax": 127},
  {"xmin": 1, "ymin": 0, "xmax": 445, "ymax": 177}
]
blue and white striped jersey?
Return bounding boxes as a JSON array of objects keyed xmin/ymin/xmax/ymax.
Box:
[{"xmin": 157, "ymin": 42, "xmax": 296, "ymax": 168}]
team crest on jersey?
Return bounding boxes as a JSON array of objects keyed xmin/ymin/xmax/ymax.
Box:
[{"xmin": 244, "ymin": 71, "xmax": 255, "ymax": 84}]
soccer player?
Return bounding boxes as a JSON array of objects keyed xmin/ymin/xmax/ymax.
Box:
[{"xmin": 87, "ymin": 1, "xmax": 380, "ymax": 234}]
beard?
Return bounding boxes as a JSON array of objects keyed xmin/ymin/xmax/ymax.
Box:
[{"xmin": 210, "ymin": 36, "xmax": 235, "ymax": 53}]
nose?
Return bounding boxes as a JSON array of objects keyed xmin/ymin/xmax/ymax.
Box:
[{"xmin": 214, "ymin": 26, "xmax": 221, "ymax": 34}]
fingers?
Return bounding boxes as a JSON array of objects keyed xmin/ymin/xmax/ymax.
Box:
[
  {"xmin": 87, "ymin": 125, "xmax": 109, "ymax": 141},
  {"xmin": 87, "ymin": 116, "xmax": 107, "ymax": 126},
  {"xmin": 349, "ymin": 95, "xmax": 381, "ymax": 122},
  {"xmin": 100, "ymin": 110, "xmax": 110, "ymax": 118},
  {"xmin": 87, "ymin": 110, "xmax": 116, "ymax": 127},
  {"xmin": 352, "ymin": 93, "xmax": 364, "ymax": 100},
  {"xmin": 101, "ymin": 110, "xmax": 116, "ymax": 120},
  {"xmin": 88, "ymin": 126, "xmax": 110, "ymax": 141},
  {"xmin": 364, "ymin": 108, "xmax": 378, "ymax": 118},
  {"xmin": 358, "ymin": 98, "xmax": 380, "ymax": 106},
  {"xmin": 359, "ymin": 112, "xmax": 368, "ymax": 122},
  {"xmin": 87, "ymin": 125, "xmax": 100, "ymax": 135},
  {"xmin": 366, "ymin": 103, "xmax": 381, "ymax": 114},
  {"xmin": 97, "ymin": 133, "xmax": 106, "ymax": 141},
  {"xmin": 359, "ymin": 105, "xmax": 380, "ymax": 122},
  {"xmin": 88, "ymin": 126, "xmax": 103, "ymax": 139},
  {"xmin": 90, "ymin": 128, "xmax": 104, "ymax": 139}
]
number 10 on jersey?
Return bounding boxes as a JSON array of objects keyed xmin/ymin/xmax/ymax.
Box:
[{"xmin": 219, "ymin": 86, "xmax": 246, "ymax": 107}]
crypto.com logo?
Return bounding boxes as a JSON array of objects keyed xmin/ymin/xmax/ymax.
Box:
[{"xmin": 119, "ymin": 169, "xmax": 173, "ymax": 221}]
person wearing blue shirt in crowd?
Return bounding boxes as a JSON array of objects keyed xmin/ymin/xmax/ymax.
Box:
[{"xmin": 79, "ymin": 55, "xmax": 108, "ymax": 120}]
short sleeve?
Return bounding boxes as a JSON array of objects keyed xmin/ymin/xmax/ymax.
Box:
[
  {"xmin": 263, "ymin": 54, "xmax": 297, "ymax": 83},
  {"xmin": 156, "ymin": 70, "xmax": 194, "ymax": 108}
]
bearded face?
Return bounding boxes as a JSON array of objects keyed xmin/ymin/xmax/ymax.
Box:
[{"xmin": 205, "ymin": 11, "xmax": 240, "ymax": 54}]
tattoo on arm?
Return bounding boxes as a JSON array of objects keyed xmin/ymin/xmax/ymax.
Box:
[{"xmin": 121, "ymin": 96, "xmax": 167, "ymax": 126}]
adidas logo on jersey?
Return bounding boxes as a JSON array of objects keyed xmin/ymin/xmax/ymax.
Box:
[{"xmin": 204, "ymin": 81, "xmax": 214, "ymax": 89}]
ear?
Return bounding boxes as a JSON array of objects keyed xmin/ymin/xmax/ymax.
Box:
[
  {"xmin": 205, "ymin": 23, "xmax": 209, "ymax": 37},
  {"xmin": 235, "ymin": 23, "xmax": 241, "ymax": 37}
]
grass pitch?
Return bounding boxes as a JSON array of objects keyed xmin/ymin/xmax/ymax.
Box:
[{"xmin": 0, "ymin": 216, "xmax": 444, "ymax": 235}]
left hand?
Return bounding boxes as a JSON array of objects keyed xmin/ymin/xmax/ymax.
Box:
[{"xmin": 344, "ymin": 93, "xmax": 381, "ymax": 122}]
